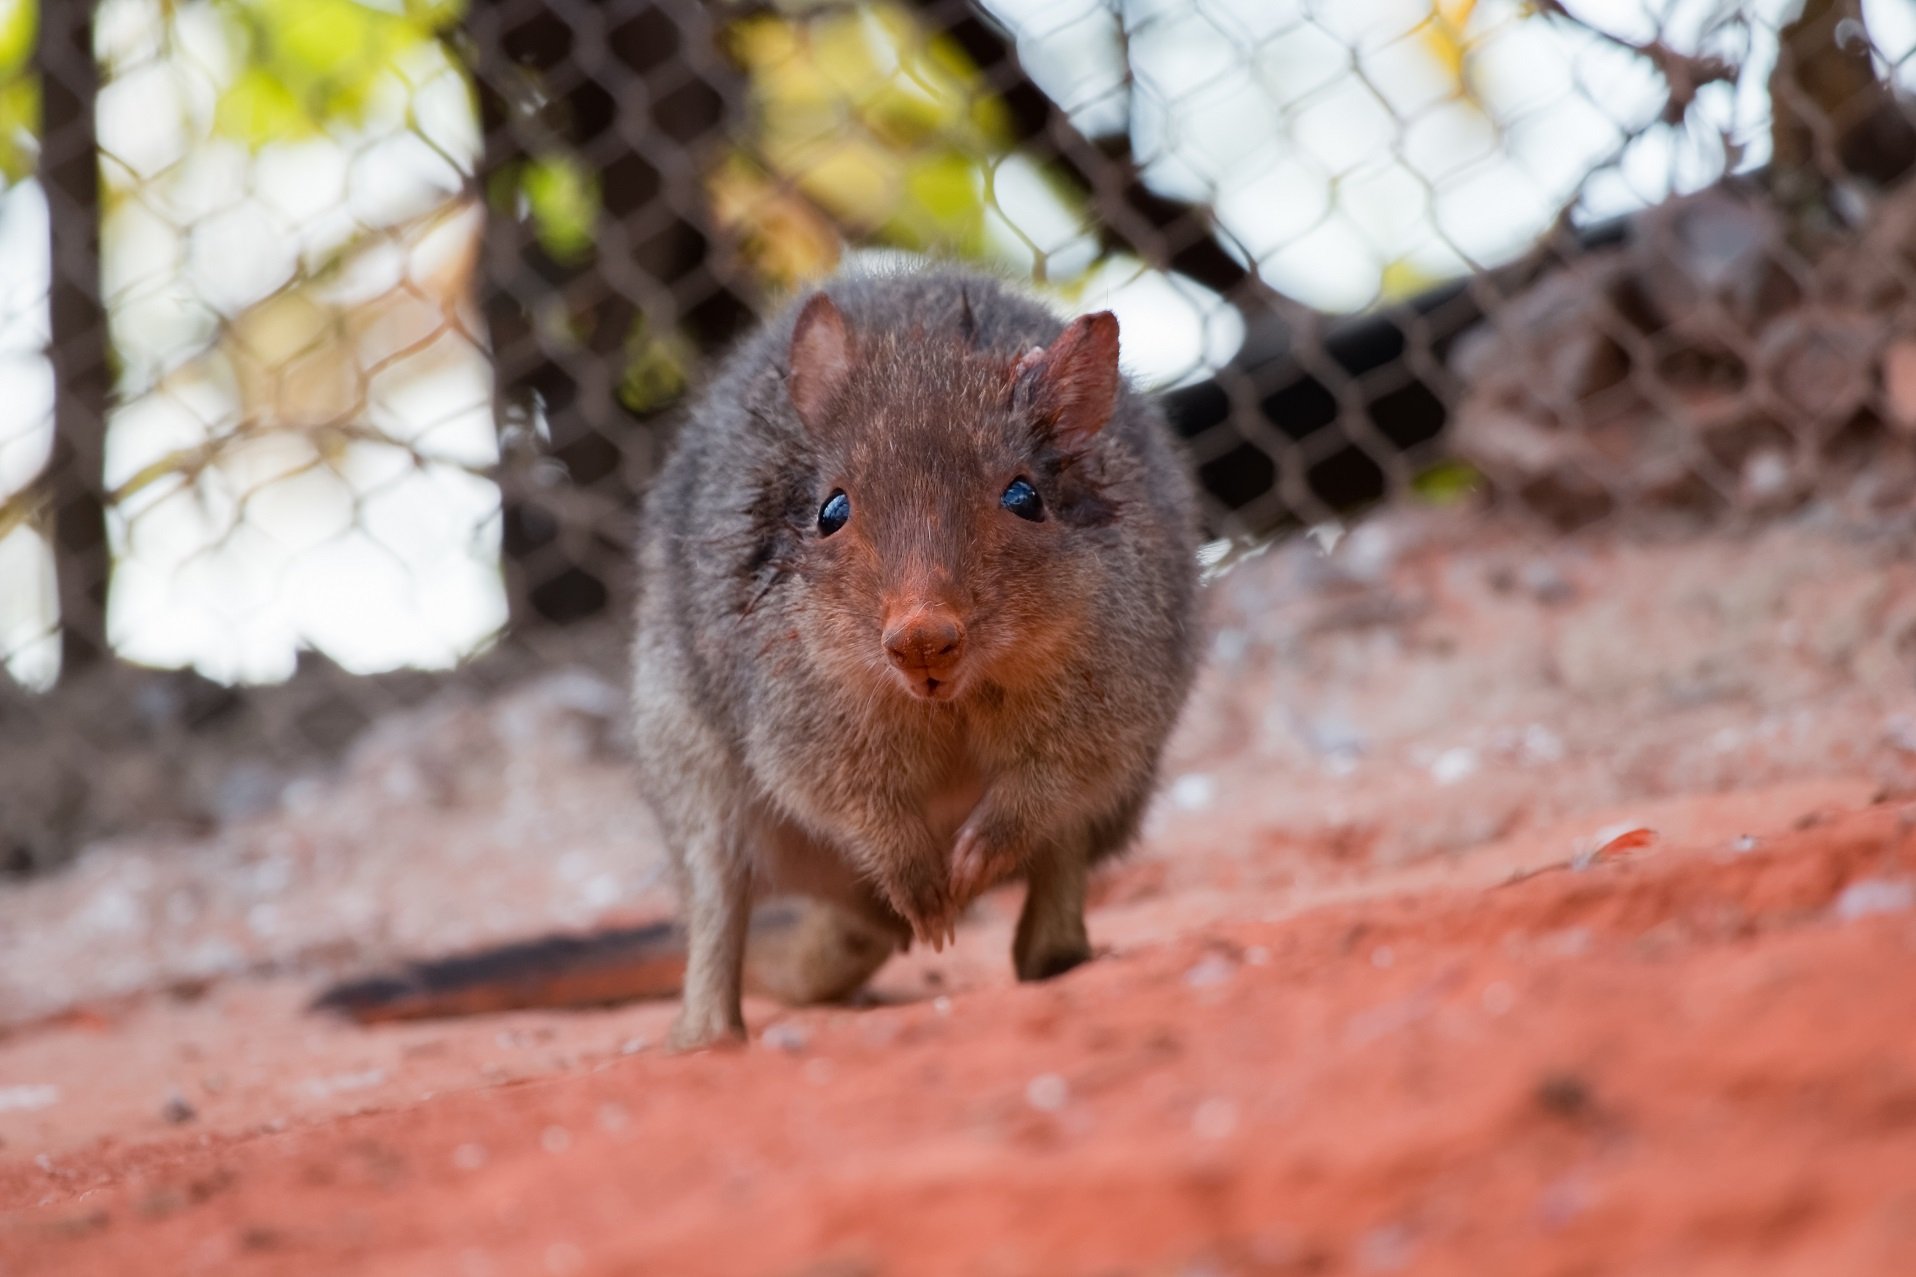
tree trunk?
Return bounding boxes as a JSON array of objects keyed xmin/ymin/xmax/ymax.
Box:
[
  {"xmin": 39, "ymin": 0, "xmax": 112, "ymax": 679},
  {"xmin": 1768, "ymin": 0, "xmax": 1916, "ymax": 199},
  {"xmin": 466, "ymin": 0, "xmax": 757, "ymax": 636}
]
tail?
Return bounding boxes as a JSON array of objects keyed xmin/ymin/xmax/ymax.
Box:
[
  {"xmin": 311, "ymin": 921, "xmax": 689, "ymax": 1023},
  {"xmin": 310, "ymin": 900, "xmax": 899, "ymax": 1024}
]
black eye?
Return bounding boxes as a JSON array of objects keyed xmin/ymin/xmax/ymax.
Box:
[
  {"xmin": 818, "ymin": 490, "xmax": 850, "ymax": 536},
  {"xmin": 1001, "ymin": 477, "xmax": 1044, "ymax": 522}
]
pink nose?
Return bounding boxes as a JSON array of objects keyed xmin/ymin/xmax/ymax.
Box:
[{"xmin": 883, "ymin": 610, "xmax": 966, "ymax": 682}]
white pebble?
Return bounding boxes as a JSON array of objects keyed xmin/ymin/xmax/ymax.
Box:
[
  {"xmin": 1184, "ymin": 953, "xmax": 1235, "ymax": 989},
  {"xmin": 452, "ymin": 1142, "xmax": 488, "ymax": 1171},
  {"xmin": 541, "ymin": 1125, "xmax": 572, "ymax": 1154},
  {"xmin": 0, "ymin": 1085, "xmax": 59, "ymax": 1113},
  {"xmin": 1169, "ymin": 773, "xmax": 1216, "ymax": 811},
  {"xmin": 761, "ymin": 1022, "xmax": 809, "ymax": 1053},
  {"xmin": 1025, "ymin": 1073, "xmax": 1069, "ymax": 1112},
  {"xmin": 1833, "ymin": 878, "xmax": 1915, "ymax": 922},
  {"xmin": 1522, "ymin": 725, "xmax": 1565, "ymax": 763},
  {"xmin": 1430, "ymin": 747, "xmax": 1478, "ymax": 785},
  {"xmin": 1192, "ymin": 1097, "xmax": 1239, "ymax": 1140}
]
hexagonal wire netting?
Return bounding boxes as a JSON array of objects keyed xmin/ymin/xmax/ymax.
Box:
[{"xmin": 2, "ymin": 0, "xmax": 1913, "ymax": 866}]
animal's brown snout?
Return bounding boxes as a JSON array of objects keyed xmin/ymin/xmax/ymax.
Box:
[{"xmin": 882, "ymin": 606, "xmax": 967, "ymax": 695}]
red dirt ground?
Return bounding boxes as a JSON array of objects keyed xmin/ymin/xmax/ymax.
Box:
[{"xmin": 4, "ymin": 510, "xmax": 1915, "ymax": 1275}]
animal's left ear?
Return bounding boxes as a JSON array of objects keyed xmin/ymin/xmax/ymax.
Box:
[
  {"xmin": 789, "ymin": 292, "xmax": 856, "ymax": 435},
  {"xmin": 1011, "ymin": 311, "xmax": 1121, "ymax": 451}
]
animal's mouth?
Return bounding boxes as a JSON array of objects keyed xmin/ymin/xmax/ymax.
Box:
[
  {"xmin": 919, "ymin": 676, "xmax": 958, "ymax": 701},
  {"xmin": 899, "ymin": 670, "xmax": 963, "ymax": 702}
]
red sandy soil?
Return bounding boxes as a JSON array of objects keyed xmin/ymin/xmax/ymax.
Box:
[{"xmin": 3, "ymin": 508, "xmax": 1915, "ymax": 1275}]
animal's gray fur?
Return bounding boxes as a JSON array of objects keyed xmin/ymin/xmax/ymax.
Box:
[{"xmin": 629, "ymin": 261, "xmax": 1201, "ymax": 1048}]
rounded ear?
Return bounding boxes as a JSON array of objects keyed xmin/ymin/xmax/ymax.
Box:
[
  {"xmin": 789, "ymin": 292, "xmax": 855, "ymax": 433},
  {"xmin": 1010, "ymin": 311, "xmax": 1121, "ymax": 450}
]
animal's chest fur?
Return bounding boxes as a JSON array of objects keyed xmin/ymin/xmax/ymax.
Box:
[
  {"xmin": 922, "ymin": 759, "xmax": 985, "ymax": 843},
  {"xmin": 910, "ymin": 702, "xmax": 1021, "ymax": 842}
]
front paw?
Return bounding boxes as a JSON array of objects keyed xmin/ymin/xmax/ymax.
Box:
[
  {"xmin": 950, "ymin": 818, "xmax": 1021, "ymax": 905},
  {"xmin": 668, "ymin": 1005, "xmax": 747, "ymax": 1053},
  {"xmin": 881, "ymin": 864, "xmax": 957, "ymax": 952}
]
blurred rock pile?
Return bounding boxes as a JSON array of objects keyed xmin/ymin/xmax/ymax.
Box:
[
  {"xmin": 1452, "ymin": 176, "xmax": 1916, "ymax": 523},
  {"xmin": 0, "ymin": 631, "xmax": 625, "ymax": 877}
]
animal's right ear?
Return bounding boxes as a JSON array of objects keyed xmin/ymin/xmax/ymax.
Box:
[{"xmin": 788, "ymin": 292, "xmax": 854, "ymax": 433}]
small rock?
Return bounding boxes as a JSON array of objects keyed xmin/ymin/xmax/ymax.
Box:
[
  {"xmin": 1886, "ymin": 716, "xmax": 1916, "ymax": 755},
  {"xmin": 1430, "ymin": 747, "xmax": 1479, "ymax": 786},
  {"xmin": 1168, "ymin": 773, "xmax": 1215, "ymax": 811},
  {"xmin": 161, "ymin": 1092, "xmax": 198, "ymax": 1124},
  {"xmin": 1357, "ymin": 1222, "xmax": 1417, "ymax": 1273},
  {"xmin": 1739, "ymin": 448, "xmax": 1797, "ymax": 507},
  {"xmin": 1755, "ymin": 307, "xmax": 1881, "ymax": 427},
  {"xmin": 1535, "ymin": 1072, "xmax": 1595, "ymax": 1119},
  {"xmin": 761, "ymin": 1022, "xmax": 809, "ymax": 1053},
  {"xmin": 0, "ymin": 1085, "xmax": 59, "ymax": 1114},
  {"xmin": 1184, "ymin": 953, "xmax": 1235, "ymax": 989},
  {"xmin": 1832, "ymin": 877, "xmax": 1915, "ymax": 922},
  {"xmin": 1192, "ymin": 1097, "xmax": 1239, "ymax": 1140},
  {"xmin": 1519, "ymin": 560, "xmax": 1576, "ymax": 605},
  {"xmin": 1521, "ymin": 724, "xmax": 1566, "ymax": 764},
  {"xmin": 1025, "ymin": 1073, "xmax": 1069, "ymax": 1112}
]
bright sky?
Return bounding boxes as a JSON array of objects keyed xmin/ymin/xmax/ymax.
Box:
[{"xmin": 1, "ymin": 0, "xmax": 1909, "ymax": 687}]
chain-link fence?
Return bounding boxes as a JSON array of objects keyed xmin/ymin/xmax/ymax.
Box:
[{"xmin": 3, "ymin": 0, "xmax": 1914, "ymax": 871}]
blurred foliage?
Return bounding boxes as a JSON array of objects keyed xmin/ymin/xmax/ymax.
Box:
[
  {"xmin": 1411, "ymin": 459, "xmax": 1483, "ymax": 505},
  {"xmin": 1379, "ymin": 256, "xmax": 1449, "ymax": 303},
  {"xmin": 508, "ymin": 152, "xmax": 599, "ymax": 268},
  {"xmin": 211, "ymin": 0, "xmax": 466, "ymax": 144},
  {"xmin": 719, "ymin": 2, "xmax": 1025, "ymax": 286},
  {"xmin": 617, "ymin": 313, "xmax": 695, "ymax": 416},
  {"xmin": 708, "ymin": 151, "xmax": 843, "ymax": 289},
  {"xmin": 1418, "ymin": 0, "xmax": 1483, "ymax": 103},
  {"xmin": 0, "ymin": 0, "xmax": 36, "ymax": 186}
]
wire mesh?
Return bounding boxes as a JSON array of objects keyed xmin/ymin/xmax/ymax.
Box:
[{"xmin": 3, "ymin": 0, "xmax": 1914, "ymax": 870}]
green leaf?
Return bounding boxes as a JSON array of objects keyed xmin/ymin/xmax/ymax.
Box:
[
  {"xmin": 0, "ymin": 71, "xmax": 38, "ymax": 185},
  {"xmin": 519, "ymin": 154, "xmax": 600, "ymax": 267},
  {"xmin": 893, "ymin": 149, "xmax": 983, "ymax": 252},
  {"xmin": 215, "ymin": 65, "xmax": 316, "ymax": 144},
  {"xmin": 402, "ymin": 0, "xmax": 468, "ymax": 30},
  {"xmin": 1411, "ymin": 460, "xmax": 1483, "ymax": 505},
  {"xmin": 0, "ymin": 0, "xmax": 34, "ymax": 80},
  {"xmin": 210, "ymin": 0, "xmax": 447, "ymax": 144},
  {"xmin": 618, "ymin": 314, "xmax": 693, "ymax": 415}
]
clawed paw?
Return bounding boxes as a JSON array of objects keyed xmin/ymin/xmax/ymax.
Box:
[
  {"xmin": 950, "ymin": 821, "xmax": 1019, "ymax": 907},
  {"xmin": 886, "ymin": 876, "xmax": 957, "ymax": 953}
]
